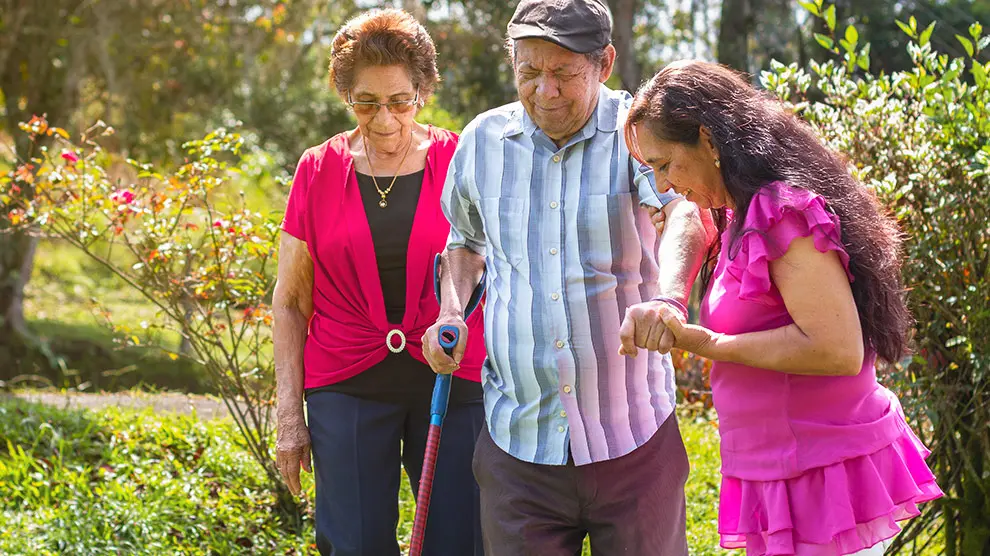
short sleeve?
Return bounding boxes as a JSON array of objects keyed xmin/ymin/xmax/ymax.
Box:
[
  {"xmin": 440, "ymin": 125, "xmax": 487, "ymax": 255},
  {"xmin": 281, "ymin": 150, "xmax": 314, "ymax": 241},
  {"xmin": 728, "ymin": 182, "xmax": 854, "ymax": 301},
  {"xmin": 633, "ymin": 160, "xmax": 680, "ymax": 208}
]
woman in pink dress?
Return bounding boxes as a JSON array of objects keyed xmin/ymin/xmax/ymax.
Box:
[{"xmin": 623, "ymin": 60, "xmax": 942, "ymax": 555}]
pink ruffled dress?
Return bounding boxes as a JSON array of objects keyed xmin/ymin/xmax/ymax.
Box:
[{"xmin": 698, "ymin": 182, "xmax": 942, "ymax": 555}]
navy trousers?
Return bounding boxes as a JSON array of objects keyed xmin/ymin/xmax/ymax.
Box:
[{"xmin": 306, "ymin": 390, "xmax": 485, "ymax": 556}]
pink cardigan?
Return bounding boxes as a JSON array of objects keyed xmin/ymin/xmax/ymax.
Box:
[{"xmin": 282, "ymin": 127, "xmax": 485, "ymax": 389}]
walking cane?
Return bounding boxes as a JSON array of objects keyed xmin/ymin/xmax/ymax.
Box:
[{"xmin": 408, "ymin": 254, "xmax": 485, "ymax": 556}]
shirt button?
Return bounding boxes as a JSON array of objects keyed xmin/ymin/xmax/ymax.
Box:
[
  {"xmin": 549, "ymin": 247, "xmax": 558, "ymax": 255},
  {"xmin": 563, "ymin": 385, "xmax": 573, "ymax": 394},
  {"xmin": 558, "ymin": 425, "xmax": 565, "ymax": 433},
  {"xmin": 551, "ymin": 292, "xmax": 560, "ymax": 301},
  {"xmin": 553, "ymin": 155, "xmax": 561, "ymax": 163},
  {"xmin": 549, "ymin": 201, "xmax": 559, "ymax": 209},
  {"xmin": 560, "ymin": 410, "xmax": 567, "ymax": 418},
  {"xmin": 555, "ymin": 340, "xmax": 565, "ymax": 349}
]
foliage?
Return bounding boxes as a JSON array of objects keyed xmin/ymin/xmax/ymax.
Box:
[
  {"xmin": 0, "ymin": 398, "xmax": 312, "ymax": 555},
  {"xmin": 765, "ymin": 2, "xmax": 990, "ymax": 552},
  {"xmin": 0, "ymin": 120, "xmax": 289, "ymax": 512},
  {"xmin": 672, "ymin": 349, "xmax": 715, "ymax": 409}
]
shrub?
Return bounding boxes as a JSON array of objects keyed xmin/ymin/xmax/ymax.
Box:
[
  {"xmin": 765, "ymin": 2, "xmax": 989, "ymax": 552},
  {"xmin": 0, "ymin": 121, "xmax": 292, "ymax": 515}
]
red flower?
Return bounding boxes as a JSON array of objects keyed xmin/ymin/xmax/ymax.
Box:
[
  {"xmin": 110, "ymin": 189, "xmax": 135, "ymax": 205},
  {"xmin": 61, "ymin": 150, "xmax": 79, "ymax": 163}
]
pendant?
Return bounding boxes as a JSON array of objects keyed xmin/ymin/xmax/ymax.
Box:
[{"xmin": 379, "ymin": 198, "xmax": 388, "ymax": 208}]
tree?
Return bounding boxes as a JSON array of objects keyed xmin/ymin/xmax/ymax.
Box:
[
  {"xmin": 0, "ymin": 0, "xmax": 90, "ymax": 363},
  {"xmin": 0, "ymin": 1, "xmax": 360, "ymax": 370},
  {"xmin": 609, "ymin": 0, "xmax": 644, "ymax": 90},
  {"xmin": 717, "ymin": 0, "xmax": 752, "ymax": 71}
]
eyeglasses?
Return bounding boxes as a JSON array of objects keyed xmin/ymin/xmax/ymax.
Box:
[{"xmin": 346, "ymin": 89, "xmax": 419, "ymax": 116}]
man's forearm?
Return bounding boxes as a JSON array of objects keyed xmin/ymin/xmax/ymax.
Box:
[
  {"xmin": 655, "ymin": 198, "xmax": 709, "ymax": 305},
  {"xmin": 439, "ymin": 247, "xmax": 486, "ymax": 318}
]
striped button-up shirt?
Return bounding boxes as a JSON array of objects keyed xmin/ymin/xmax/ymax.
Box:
[{"xmin": 441, "ymin": 85, "xmax": 679, "ymax": 466}]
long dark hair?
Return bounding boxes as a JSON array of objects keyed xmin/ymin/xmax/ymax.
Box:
[{"xmin": 626, "ymin": 60, "xmax": 911, "ymax": 363}]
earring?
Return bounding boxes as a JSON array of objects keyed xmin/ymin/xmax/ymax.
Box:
[{"xmin": 714, "ymin": 158, "xmax": 721, "ymax": 169}]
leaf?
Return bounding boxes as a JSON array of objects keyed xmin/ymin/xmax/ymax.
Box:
[
  {"xmin": 168, "ymin": 353, "xmax": 179, "ymax": 361},
  {"xmin": 957, "ymin": 35, "xmax": 974, "ymax": 57},
  {"xmin": 897, "ymin": 20, "xmax": 915, "ymax": 38},
  {"xmin": 845, "ymin": 25, "xmax": 859, "ymax": 48},
  {"xmin": 814, "ymin": 33, "xmax": 835, "ymax": 51},
  {"xmin": 910, "ymin": 15, "xmax": 917, "ymax": 33},
  {"xmin": 51, "ymin": 127, "xmax": 70, "ymax": 140},
  {"xmin": 824, "ymin": 5, "xmax": 836, "ymax": 32},
  {"xmin": 797, "ymin": 1, "xmax": 819, "ymax": 17},
  {"xmin": 920, "ymin": 22, "xmax": 935, "ymax": 47},
  {"xmin": 970, "ymin": 22, "xmax": 983, "ymax": 41},
  {"xmin": 857, "ymin": 54, "xmax": 870, "ymax": 71},
  {"xmin": 973, "ymin": 62, "xmax": 987, "ymax": 88}
]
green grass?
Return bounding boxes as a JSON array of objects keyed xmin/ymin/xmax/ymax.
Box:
[
  {"xmin": 0, "ymin": 397, "xmax": 313, "ymax": 554},
  {"xmin": 0, "ymin": 398, "xmax": 727, "ymax": 554},
  {"xmin": 682, "ymin": 410, "xmax": 727, "ymax": 555}
]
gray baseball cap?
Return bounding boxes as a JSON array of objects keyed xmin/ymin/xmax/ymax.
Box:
[{"xmin": 507, "ymin": 0, "xmax": 613, "ymax": 54}]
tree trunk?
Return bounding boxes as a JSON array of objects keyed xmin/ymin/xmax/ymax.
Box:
[
  {"xmin": 0, "ymin": 230, "xmax": 38, "ymax": 334},
  {"xmin": 717, "ymin": 0, "xmax": 751, "ymax": 72},
  {"xmin": 0, "ymin": 227, "xmax": 42, "ymax": 377},
  {"xmin": 607, "ymin": 0, "xmax": 641, "ymax": 92}
]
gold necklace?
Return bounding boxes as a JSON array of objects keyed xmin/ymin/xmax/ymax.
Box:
[{"xmin": 363, "ymin": 134, "xmax": 413, "ymax": 209}]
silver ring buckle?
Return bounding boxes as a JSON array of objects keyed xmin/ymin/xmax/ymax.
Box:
[{"xmin": 386, "ymin": 329, "xmax": 406, "ymax": 353}]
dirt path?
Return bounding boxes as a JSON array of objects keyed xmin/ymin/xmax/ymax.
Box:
[{"xmin": 4, "ymin": 390, "xmax": 233, "ymax": 420}]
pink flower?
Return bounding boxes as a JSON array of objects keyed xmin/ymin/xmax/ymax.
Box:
[
  {"xmin": 110, "ymin": 189, "xmax": 135, "ymax": 205},
  {"xmin": 61, "ymin": 150, "xmax": 79, "ymax": 163}
]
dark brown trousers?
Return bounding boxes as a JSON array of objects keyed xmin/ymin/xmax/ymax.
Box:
[{"xmin": 472, "ymin": 415, "xmax": 690, "ymax": 555}]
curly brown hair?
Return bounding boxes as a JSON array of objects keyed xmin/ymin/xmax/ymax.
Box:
[
  {"xmin": 626, "ymin": 60, "xmax": 912, "ymax": 364},
  {"xmin": 329, "ymin": 9, "xmax": 439, "ymax": 101}
]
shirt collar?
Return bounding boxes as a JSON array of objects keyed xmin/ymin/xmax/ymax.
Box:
[{"xmin": 502, "ymin": 84, "xmax": 619, "ymax": 140}]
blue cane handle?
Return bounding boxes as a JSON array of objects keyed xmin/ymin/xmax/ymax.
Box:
[
  {"xmin": 438, "ymin": 325, "xmax": 459, "ymax": 356},
  {"xmin": 430, "ymin": 325, "xmax": 459, "ymax": 426}
]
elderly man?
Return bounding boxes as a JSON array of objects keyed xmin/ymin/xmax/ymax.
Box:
[{"xmin": 422, "ymin": 0, "xmax": 708, "ymax": 553}]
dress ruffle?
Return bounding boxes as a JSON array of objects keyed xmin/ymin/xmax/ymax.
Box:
[
  {"xmin": 727, "ymin": 183, "xmax": 855, "ymax": 302},
  {"xmin": 718, "ymin": 428, "xmax": 943, "ymax": 555}
]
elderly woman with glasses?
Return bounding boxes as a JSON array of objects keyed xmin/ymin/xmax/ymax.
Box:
[{"xmin": 272, "ymin": 9, "xmax": 486, "ymax": 555}]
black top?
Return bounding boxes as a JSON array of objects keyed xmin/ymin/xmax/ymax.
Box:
[{"xmin": 305, "ymin": 170, "xmax": 482, "ymax": 406}]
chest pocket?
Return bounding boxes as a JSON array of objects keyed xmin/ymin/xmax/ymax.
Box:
[
  {"xmin": 577, "ymin": 192, "xmax": 636, "ymax": 271},
  {"xmin": 480, "ymin": 196, "xmax": 528, "ymax": 269}
]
